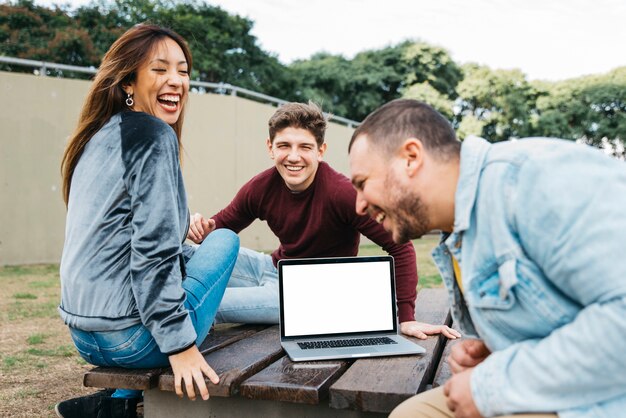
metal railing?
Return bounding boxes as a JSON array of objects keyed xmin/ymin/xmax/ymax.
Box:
[{"xmin": 0, "ymin": 55, "xmax": 360, "ymax": 128}]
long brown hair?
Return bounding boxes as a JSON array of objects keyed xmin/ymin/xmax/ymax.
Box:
[{"xmin": 61, "ymin": 24, "xmax": 193, "ymax": 206}]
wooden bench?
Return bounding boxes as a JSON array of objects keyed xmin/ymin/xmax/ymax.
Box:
[{"xmin": 83, "ymin": 288, "xmax": 454, "ymax": 417}]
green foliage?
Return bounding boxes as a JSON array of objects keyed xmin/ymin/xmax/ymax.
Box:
[
  {"xmin": 289, "ymin": 52, "xmax": 353, "ymax": 116},
  {"xmin": 90, "ymin": 0, "xmax": 294, "ymax": 95},
  {"xmin": 403, "ymin": 82, "xmax": 454, "ymax": 120},
  {"xmin": 0, "ymin": 1, "xmax": 622, "ymax": 151},
  {"xmin": 532, "ymin": 67, "xmax": 626, "ymax": 156},
  {"xmin": 402, "ymin": 42, "xmax": 462, "ymax": 99},
  {"xmin": 0, "ymin": 0, "xmax": 97, "ymax": 73},
  {"xmin": 455, "ymin": 64, "xmax": 539, "ymax": 141},
  {"xmin": 290, "ymin": 41, "xmax": 461, "ymax": 121},
  {"xmin": 0, "ymin": 0, "xmax": 293, "ymax": 94}
]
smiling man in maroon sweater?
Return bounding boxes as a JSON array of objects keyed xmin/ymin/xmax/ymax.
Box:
[{"xmin": 187, "ymin": 102, "xmax": 459, "ymax": 339}]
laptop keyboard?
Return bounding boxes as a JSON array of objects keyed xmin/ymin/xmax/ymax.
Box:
[{"xmin": 297, "ymin": 337, "xmax": 397, "ymax": 350}]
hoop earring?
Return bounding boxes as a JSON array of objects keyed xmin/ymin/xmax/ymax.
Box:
[{"xmin": 125, "ymin": 93, "xmax": 134, "ymax": 107}]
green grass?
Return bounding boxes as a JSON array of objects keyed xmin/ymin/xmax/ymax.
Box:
[
  {"xmin": 2, "ymin": 356, "xmax": 18, "ymax": 368},
  {"xmin": 26, "ymin": 344, "xmax": 75, "ymax": 358},
  {"xmin": 13, "ymin": 292, "xmax": 37, "ymax": 300},
  {"xmin": 8, "ymin": 300, "xmax": 58, "ymax": 320},
  {"xmin": 29, "ymin": 279, "xmax": 57, "ymax": 289},
  {"xmin": 27, "ymin": 333, "xmax": 47, "ymax": 345},
  {"xmin": 0, "ymin": 264, "xmax": 58, "ymax": 278},
  {"xmin": 13, "ymin": 388, "xmax": 42, "ymax": 399},
  {"xmin": 0, "ymin": 347, "xmax": 67, "ymax": 371},
  {"xmin": 358, "ymin": 234, "xmax": 442, "ymax": 289},
  {"xmin": 1, "ymin": 352, "xmax": 29, "ymax": 370}
]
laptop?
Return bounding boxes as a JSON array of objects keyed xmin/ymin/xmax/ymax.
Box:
[{"xmin": 278, "ymin": 256, "xmax": 426, "ymax": 362}]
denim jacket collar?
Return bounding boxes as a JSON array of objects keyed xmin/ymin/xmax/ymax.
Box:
[{"xmin": 453, "ymin": 136, "xmax": 491, "ymax": 233}]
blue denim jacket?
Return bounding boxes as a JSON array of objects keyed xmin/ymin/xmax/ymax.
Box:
[{"xmin": 432, "ymin": 136, "xmax": 626, "ymax": 417}]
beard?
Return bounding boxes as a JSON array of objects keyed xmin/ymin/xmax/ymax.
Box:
[{"xmin": 383, "ymin": 172, "xmax": 430, "ymax": 244}]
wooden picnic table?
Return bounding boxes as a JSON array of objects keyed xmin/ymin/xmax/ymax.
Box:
[{"xmin": 83, "ymin": 288, "xmax": 457, "ymax": 418}]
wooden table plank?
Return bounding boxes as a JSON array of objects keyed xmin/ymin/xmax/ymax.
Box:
[
  {"xmin": 432, "ymin": 323, "xmax": 463, "ymax": 388},
  {"xmin": 145, "ymin": 389, "xmax": 388, "ymax": 418},
  {"xmin": 198, "ymin": 323, "xmax": 269, "ymax": 355},
  {"xmin": 83, "ymin": 323, "xmax": 267, "ymax": 390},
  {"xmin": 158, "ymin": 326, "xmax": 284, "ymax": 397},
  {"xmin": 329, "ymin": 288, "xmax": 451, "ymax": 413},
  {"xmin": 83, "ymin": 366, "xmax": 167, "ymax": 391},
  {"xmin": 240, "ymin": 356, "xmax": 350, "ymax": 404}
]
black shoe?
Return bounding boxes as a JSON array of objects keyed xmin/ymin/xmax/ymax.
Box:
[
  {"xmin": 55, "ymin": 390, "xmax": 140, "ymax": 418},
  {"xmin": 55, "ymin": 390, "xmax": 114, "ymax": 418},
  {"xmin": 97, "ymin": 396, "xmax": 140, "ymax": 418}
]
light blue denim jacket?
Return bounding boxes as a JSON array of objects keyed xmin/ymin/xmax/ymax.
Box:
[{"xmin": 432, "ymin": 136, "xmax": 626, "ymax": 417}]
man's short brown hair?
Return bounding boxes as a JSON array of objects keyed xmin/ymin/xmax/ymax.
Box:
[
  {"xmin": 349, "ymin": 99, "xmax": 460, "ymax": 161},
  {"xmin": 268, "ymin": 102, "xmax": 327, "ymax": 147}
]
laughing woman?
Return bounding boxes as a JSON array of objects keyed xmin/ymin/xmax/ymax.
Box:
[{"xmin": 55, "ymin": 25, "xmax": 239, "ymax": 418}]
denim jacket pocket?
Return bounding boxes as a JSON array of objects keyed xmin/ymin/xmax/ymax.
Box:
[
  {"xmin": 469, "ymin": 257, "xmax": 576, "ymax": 347},
  {"xmin": 470, "ymin": 259, "xmax": 518, "ymax": 310}
]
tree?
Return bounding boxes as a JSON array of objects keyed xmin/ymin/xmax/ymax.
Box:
[
  {"xmin": 0, "ymin": 0, "xmax": 98, "ymax": 68},
  {"xmin": 455, "ymin": 64, "xmax": 539, "ymax": 141},
  {"xmin": 72, "ymin": 0, "xmax": 294, "ymax": 96},
  {"xmin": 290, "ymin": 40, "xmax": 461, "ymax": 121},
  {"xmin": 1, "ymin": 0, "xmax": 293, "ymax": 95},
  {"xmin": 402, "ymin": 82, "xmax": 454, "ymax": 120},
  {"xmin": 532, "ymin": 67, "xmax": 625, "ymax": 157},
  {"xmin": 287, "ymin": 52, "xmax": 353, "ymax": 117},
  {"xmin": 402, "ymin": 42, "xmax": 462, "ymax": 100},
  {"xmin": 1, "ymin": 0, "xmax": 623, "ymax": 139}
]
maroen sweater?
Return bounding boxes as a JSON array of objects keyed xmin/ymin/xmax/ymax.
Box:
[{"xmin": 213, "ymin": 162, "xmax": 418, "ymax": 322}]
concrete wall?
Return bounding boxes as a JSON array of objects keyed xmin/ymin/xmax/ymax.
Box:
[{"xmin": 0, "ymin": 71, "xmax": 355, "ymax": 265}]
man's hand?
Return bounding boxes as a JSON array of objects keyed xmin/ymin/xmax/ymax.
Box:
[
  {"xmin": 168, "ymin": 345, "xmax": 219, "ymax": 400},
  {"xmin": 443, "ymin": 368, "xmax": 482, "ymax": 418},
  {"xmin": 448, "ymin": 339, "xmax": 490, "ymax": 374},
  {"xmin": 187, "ymin": 212, "xmax": 216, "ymax": 243},
  {"xmin": 400, "ymin": 321, "xmax": 461, "ymax": 340}
]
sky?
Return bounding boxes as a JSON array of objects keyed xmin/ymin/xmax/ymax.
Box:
[{"xmin": 35, "ymin": 0, "xmax": 626, "ymax": 81}]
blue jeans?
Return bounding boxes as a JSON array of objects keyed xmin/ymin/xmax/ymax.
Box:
[
  {"xmin": 184, "ymin": 246, "xmax": 279, "ymax": 324},
  {"xmin": 69, "ymin": 229, "xmax": 239, "ymax": 397},
  {"xmin": 215, "ymin": 247, "xmax": 279, "ymax": 324}
]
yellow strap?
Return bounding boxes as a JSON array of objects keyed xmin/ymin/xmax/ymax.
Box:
[{"xmin": 451, "ymin": 254, "xmax": 463, "ymax": 294}]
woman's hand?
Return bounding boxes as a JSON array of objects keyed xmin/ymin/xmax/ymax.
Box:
[
  {"xmin": 168, "ymin": 345, "xmax": 219, "ymax": 400},
  {"xmin": 187, "ymin": 212, "xmax": 216, "ymax": 244}
]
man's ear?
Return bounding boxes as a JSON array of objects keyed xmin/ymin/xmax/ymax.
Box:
[
  {"xmin": 401, "ymin": 138, "xmax": 424, "ymax": 177},
  {"xmin": 266, "ymin": 138, "xmax": 274, "ymax": 159},
  {"xmin": 318, "ymin": 142, "xmax": 327, "ymax": 160}
]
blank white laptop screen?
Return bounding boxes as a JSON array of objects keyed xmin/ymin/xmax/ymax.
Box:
[{"xmin": 281, "ymin": 260, "xmax": 394, "ymax": 337}]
